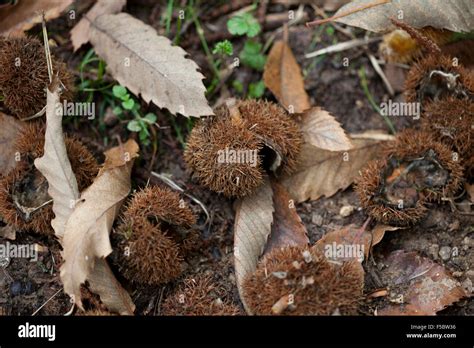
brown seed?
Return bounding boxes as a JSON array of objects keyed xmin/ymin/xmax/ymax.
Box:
[
  {"xmin": 355, "ymin": 129, "xmax": 464, "ymax": 225},
  {"xmin": 0, "ymin": 122, "xmax": 98, "ymax": 235},
  {"xmin": 114, "ymin": 186, "xmax": 198, "ymax": 286},
  {"xmin": 161, "ymin": 274, "xmax": 241, "ymax": 316},
  {"xmin": 243, "ymin": 245, "xmax": 363, "ymax": 315},
  {"xmin": 0, "ymin": 36, "xmax": 74, "ymax": 118},
  {"xmin": 184, "ymin": 99, "xmax": 302, "ymax": 198}
]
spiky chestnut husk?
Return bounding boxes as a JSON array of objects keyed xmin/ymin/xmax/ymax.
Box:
[
  {"xmin": 355, "ymin": 130, "xmax": 464, "ymax": 225},
  {"xmin": 161, "ymin": 274, "xmax": 241, "ymax": 316},
  {"xmin": 114, "ymin": 186, "xmax": 198, "ymax": 286},
  {"xmin": 243, "ymin": 246, "xmax": 364, "ymax": 315},
  {"xmin": 0, "ymin": 36, "xmax": 74, "ymax": 118},
  {"xmin": 423, "ymin": 97, "xmax": 474, "ymax": 170},
  {"xmin": 184, "ymin": 99, "xmax": 302, "ymax": 198},
  {"xmin": 0, "ymin": 122, "xmax": 98, "ymax": 235},
  {"xmin": 405, "ymin": 54, "xmax": 474, "ymax": 106}
]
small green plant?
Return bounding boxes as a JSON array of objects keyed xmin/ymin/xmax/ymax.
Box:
[
  {"xmin": 112, "ymin": 85, "xmax": 157, "ymax": 145},
  {"xmin": 240, "ymin": 40, "xmax": 266, "ymax": 71},
  {"xmin": 227, "ymin": 12, "xmax": 261, "ymax": 38},
  {"xmin": 212, "ymin": 40, "xmax": 233, "ymax": 56},
  {"xmin": 248, "ymin": 80, "xmax": 265, "ymax": 99}
]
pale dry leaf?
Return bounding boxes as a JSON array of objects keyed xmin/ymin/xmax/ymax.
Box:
[
  {"xmin": 263, "ymin": 40, "xmax": 310, "ymax": 113},
  {"xmin": 0, "ymin": 223, "xmax": 16, "ymax": 240},
  {"xmin": 34, "ymin": 80, "xmax": 80, "ymax": 239},
  {"xmin": 89, "ymin": 12, "xmax": 213, "ymax": 117},
  {"xmin": 282, "ymin": 133, "xmax": 391, "ymax": 203},
  {"xmin": 377, "ymin": 250, "xmax": 468, "ymax": 315},
  {"xmin": 0, "ymin": 0, "xmax": 73, "ymax": 36},
  {"xmin": 334, "ymin": 0, "xmax": 474, "ymax": 33},
  {"xmin": 299, "ymin": 107, "xmax": 353, "ymax": 151},
  {"xmin": 263, "ymin": 180, "xmax": 309, "ymax": 256},
  {"xmin": 234, "ymin": 178, "xmax": 274, "ymax": 314},
  {"xmin": 70, "ymin": 0, "xmax": 126, "ymax": 52},
  {"xmin": 60, "ymin": 139, "xmax": 139, "ymax": 310},
  {"xmin": 313, "ymin": 223, "xmax": 400, "ymax": 262},
  {"xmin": 87, "ymin": 258, "xmax": 135, "ymax": 315},
  {"xmin": 0, "ymin": 112, "xmax": 23, "ymax": 177}
]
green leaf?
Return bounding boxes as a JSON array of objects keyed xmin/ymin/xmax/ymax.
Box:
[
  {"xmin": 112, "ymin": 106, "xmax": 123, "ymax": 115},
  {"xmin": 227, "ymin": 15, "xmax": 249, "ymax": 36},
  {"xmin": 143, "ymin": 113, "xmax": 157, "ymax": 124},
  {"xmin": 112, "ymin": 85, "xmax": 128, "ymax": 99},
  {"xmin": 212, "ymin": 40, "xmax": 234, "ymax": 56},
  {"xmin": 232, "ymin": 80, "xmax": 244, "ymax": 94},
  {"xmin": 227, "ymin": 13, "xmax": 260, "ymax": 38},
  {"xmin": 248, "ymin": 80, "xmax": 265, "ymax": 99},
  {"xmin": 122, "ymin": 99, "xmax": 135, "ymax": 110},
  {"xmin": 127, "ymin": 120, "xmax": 142, "ymax": 132},
  {"xmin": 240, "ymin": 41, "xmax": 266, "ymax": 71}
]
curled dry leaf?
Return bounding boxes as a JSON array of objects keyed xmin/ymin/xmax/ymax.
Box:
[
  {"xmin": 334, "ymin": 0, "xmax": 474, "ymax": 33},
  {"xmin": 60, "ymin": 139, "xmax": 138, "ymax": 313},
  {"xmin": 377, "ymin": 250, "xmax": 468, "ymax": 315},
  {"xmin": 34, "ymin": 80, "xmax": 79, "ymax": 239},
  {"xmin": 89, "ymin": 13, "xmax": 213, "ymax": 117},
  {"xmin": 70, "ymin": 0, "xmax": 126, "ymax": 52},
  {"xmin": 0, "ymin": 0, "xmax": 73, "ymax": 36},
  {"xmin": 234, "ymin": 178, "xmax": 274, "ymax": 314},
  {"xmin": 263, "ymin": 179, "xmax": 309, "ymax": 255},
  {"xmin": 263, "ymin": 40, "xmax": 310, "ymax": 113},
  {"xmin": 282, "ymin": 133, "xmax": 392, "ymax": 203},
  {"xmin": 298, "ymin": 107, "xmax": 353, "ymax": 151},
  {"xmin": 313, "ymin": 223, "xmax": 400, "ymax": 262},
  {"xmin": 0, "ymin": 112, "xmax": 23, "ymax": 176}
]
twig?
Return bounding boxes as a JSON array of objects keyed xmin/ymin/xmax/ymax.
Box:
[
  {"xmin": 306, "ymin": 0, "xmax": 391, "ymax": 27},
  {"xmin": 367, "ymin": 53, "xmax": 395, "ymax": 96},
  {"xmin": 150, "ymin": 172, "xmax": 211, "ymax": 225},
  {"xmin": 32, "ymin": 288, "xmax": 62, "ymax": 316},
  {"xmin": 41, "ymin": 12, "xmax": 53, "ymax": 83},
  {"xmin": 20, "ymin": 105, "xmax": 47, "ymax": 121},
  {"xmin": 305, "ymin": 37, "xmax": 380, "ymax": 58}
]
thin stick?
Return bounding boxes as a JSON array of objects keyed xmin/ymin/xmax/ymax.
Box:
[
  {"xmin": 305, "ymin": 37, "xmax": 380, "ymax": 58},
  {"xmin": 368, "ymin": 53, "xmax": 395, "ymax": 96},
  {"xmin": 32, "ymin": 288, "xmax": 62, "ymax": 316},
  {"xmin": 41, "ymin": 12, "xmax": 53, "ymax": 83},
  {"xmin": 306, "ymin": 0, "xmax": 391, "ymax": 27}
]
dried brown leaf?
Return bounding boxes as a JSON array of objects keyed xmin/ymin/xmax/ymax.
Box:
[
  {"xmin": 89, "ymin": 13, "xmax": 212, "ymax": 117},
  {"xmin": 234, "ymin": 178, "xmax": 274, "ymax": 314},
  {"xmin": 70, "ymin": 0, "xmax": 126, "ymax": 52},
  {"xmin": 60, "ymin": 139, "xmax": 138, "ymax": 311},
  {"xmin": 263, "ymin": 180, "xmax": 309, "ymax": 255},
  {"xmin": 282, "ymin": 133, "xmax": 391, "ymax": 203},
  {"xmin": 263, "ymin": 40, "xmax": 310, "ymax": 113},
  {"xmin": 313, "ymin": 224, "xmax": 400, "ymax": 262},
  {"xmin": 0, "ymin": 0, "xmax": 73, "ymax": 36},
  {"xmin": 0, "ymin": 112, "xmax": 23, "ymax": 177},
  {"xmin": 299, "ymin": 107, "xmax": 353, "ymax": 151},
  {"xmin": 87, "ymin": 258, "xmax": 135, "ymax": 315},
  {"xmin": 334, "ymin": 0, "xmax": 474, "ymax": 33},
  {"xmin": 34, "ymin": 80, "xmax": 80, "ymax": 239},
  {"xmin": 377, "ymin": 250, "xmax": 468, "ymax": 315}
]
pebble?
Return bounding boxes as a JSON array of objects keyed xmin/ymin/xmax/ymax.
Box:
[
  {"xmin": 462, "ymin": 278, "xmax": 472, "ymax": 294},
  {"xmin": 311, "ymin": 213, "xmax": 323, "ymax": 226},
  {"xmin": 339, "ymin": 205, "xmax": 355, "ymax": 217},
  {"xmin": 438, "ymin": 246, "xmax": 452, "ymax": 261},
  {"xmin": 428, "ymin": 244, "xmax": 440, "ymax": 260}
]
